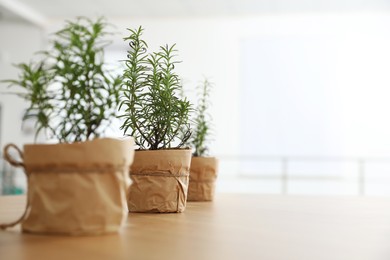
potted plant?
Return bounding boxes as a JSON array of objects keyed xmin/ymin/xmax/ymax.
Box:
[
  {"xmin": 0, "ymin": 17, "xmax": 134, "ymax": 235},
  {"xmin": 187, "ymin": 79, "xmax": 218, "ymax": 201},
  {"xmin": 119, "ymin": 26, "xmax": 192, "ymax": 213}
]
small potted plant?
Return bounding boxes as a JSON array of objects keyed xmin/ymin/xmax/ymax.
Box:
[
  {"xmin": 119, "ymin": 26, "xmax": 192, "ymax": 213},
  {"xmin": 0, "ymin": 17, "xmax": 134, "ymax": 235},
  {"xmin": 187, "ymin": 79, "xmax": 218, "ymax": 201}
]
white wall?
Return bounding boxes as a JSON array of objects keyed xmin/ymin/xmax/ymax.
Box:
[
  {"xmin": 3, "ymin": 12, "xmax": 390, "ymax": 195},
  {"xmin": 239, "ymin": 13, "xmax": 390, "ymax": 158},
  {"xmin": 0, "ymin": 22, "xmax": 45, "ymax": 148},
  {"xmin": 100, "ymin": 13, "xmax": 390, "ymax": 176},
  {"xmin": 4, "ymin": 12, "xmax": 390, "ymax": 174}
]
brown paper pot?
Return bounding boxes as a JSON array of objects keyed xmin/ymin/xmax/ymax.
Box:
[
  {"xmin": 1, "ymin": 138, "xmax": 134, "ymax": 235},
  {"xmin": 187, "ymin": 157, "xmax": 218, "ymax": 201},
  {"xmin": 128, "ymin": 149, "xmax": 192, "ymax": 213}
]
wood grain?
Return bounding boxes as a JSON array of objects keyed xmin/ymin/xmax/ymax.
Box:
[{"xmin": 1, "ymin": 194, "xmax": 390, "ymax": 260}]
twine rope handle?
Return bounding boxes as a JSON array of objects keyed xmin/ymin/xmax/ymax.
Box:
[
  {"xmin": 0, "ymin": 143, "xmax": 30, "ymax": 230},
  {"xmin": 3, "ymin": 143, "xmax": 24, "ymax": 168}
]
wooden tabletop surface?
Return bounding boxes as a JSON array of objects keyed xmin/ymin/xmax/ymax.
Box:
[{"xmin": 1, "ymin": 194, "xmax": 390, "ymax": 260}]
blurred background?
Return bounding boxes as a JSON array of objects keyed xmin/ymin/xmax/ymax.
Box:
[{"xmin": 1, "ymin": 0, "xmax": 390, "ymax": 196}]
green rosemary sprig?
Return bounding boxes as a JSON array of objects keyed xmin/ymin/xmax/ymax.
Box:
[
  {"xmin": 191, "ymin": 79, "xmax": 213, "ymax": 157},
  {"xmin": 2, "ymin": 17, "xmax": 120, "ymax": 143},
  {"xmin": 119, "ymin": 26, "xmax": 191, "ymax": 150}
]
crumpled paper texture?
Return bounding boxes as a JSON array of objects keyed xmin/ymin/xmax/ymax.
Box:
[
  {"xmin": 128, "ymin": 149, "xmax": 191, "ymax": 213},
  {"xmin": 187, "ymin": 157, "xmax": 218, "ymax": 201},
  {"xmin": 17, "ymin": 138, "xmax": 134, "ymax": 235}
]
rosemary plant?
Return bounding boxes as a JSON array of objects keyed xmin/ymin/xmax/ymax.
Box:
[
  {"xmin": 191, "ymin": 79, "xmax": 213, "ymax": 157},
  {"xmin": 119, "ymin": 26, "xmax": 191, "ymax": 150},
  {"xmin": 3, "ymin": 61, "xmax": 54, "ymax": 140},
  {"xmin": 3, "ymin": 17, "xmax": 121, "ymax": 143}
]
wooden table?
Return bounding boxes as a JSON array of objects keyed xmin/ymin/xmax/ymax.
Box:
[{"xmin": 1, "ymin": 194, "xmax": 390, "ymax": 260}]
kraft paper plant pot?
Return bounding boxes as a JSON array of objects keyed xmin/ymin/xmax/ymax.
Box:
[
  {"xmin": 128, "ymin": 149, "xmax": 192, "ymax": 213},
  {"xmin": 0, "ymin": 138, "xmax": 134, "ymax": 235},
  {"xmin": 187, "ymin": 157, "xmax": 218, "ymax": 201}
]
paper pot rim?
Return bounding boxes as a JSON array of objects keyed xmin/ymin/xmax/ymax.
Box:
[
  {"xmin": 22, "ymin": 137, "xmax": 134, "ymax": 149},
  {"xmin": 135, "ymin": 148, "xmax": 192, "ymax": 152},
  {"xmin": 19, "ymin": 137, "xmax": 134, "ymax": 167},
  {"xmin": 191, "ymin": 156, "xmax": 218, "ymax": 159}
]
